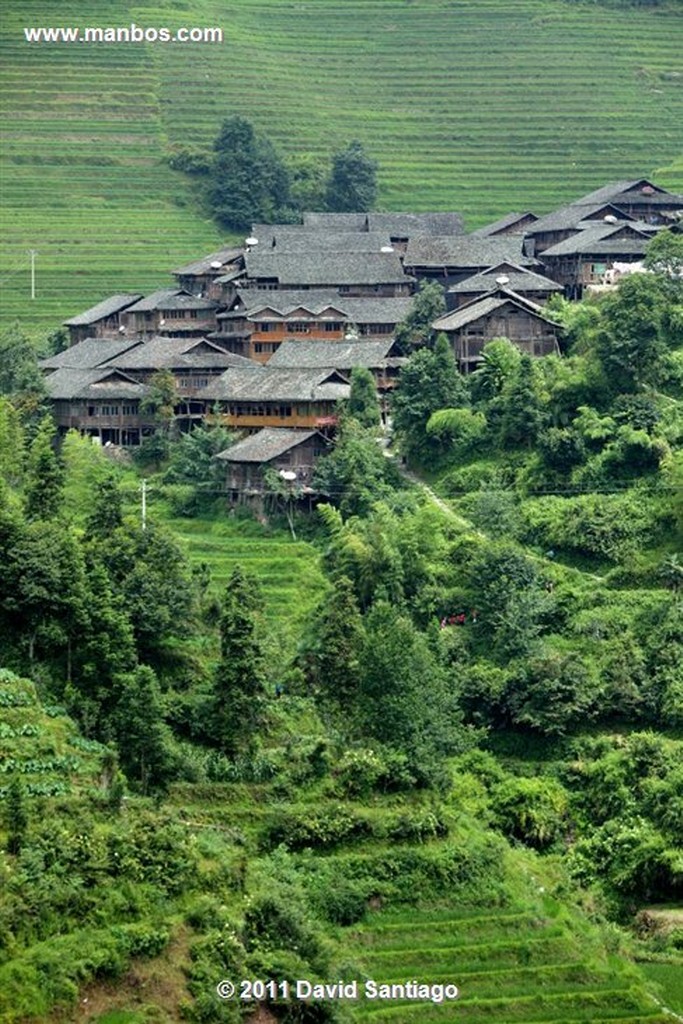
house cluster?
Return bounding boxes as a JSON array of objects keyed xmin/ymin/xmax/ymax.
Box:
[{"xmin": 44, "ymin": 178, "xmax": 682, "ymax": 499}]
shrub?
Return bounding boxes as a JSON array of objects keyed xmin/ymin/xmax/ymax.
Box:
[{"xmin": 491, "ymin": 776, "xmax": 570, "ymax": 850}]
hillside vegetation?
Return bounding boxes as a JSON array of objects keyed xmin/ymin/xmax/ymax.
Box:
[{"xmin": 2, "ymin": 0, "xmax": 683, "ymax": 335}]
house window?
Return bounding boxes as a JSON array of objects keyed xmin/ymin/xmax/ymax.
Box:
[
  {"xmin": 259, "ymin": 323, "xmax": 273, "ymax": 332},
  {"xmin": 339, "ymin": 286, "xmax": 350, "ymax": 294},
  {"xmin": 122, "ymin": 403, "xmax": 137, "ymax": 415},
  {"xmin": 289, "ymin": 322, "xmax": 308, "ymax": 333},
  {"xmin": 188, "ymin": 309, "xmax": 198, "ymax": 319}
]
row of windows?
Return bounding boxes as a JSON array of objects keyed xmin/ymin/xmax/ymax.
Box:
[{"xmin": 86, "ymin": 404, "xmax": 138, "ymax": 417}]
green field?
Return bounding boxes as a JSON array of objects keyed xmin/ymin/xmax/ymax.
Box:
[
  {"xmin": 2, "ymin": 0, "xmax": 682, "ymax": 337},
  {"xmin": 344, "ymin": 905, "xmax": 671, "ymax": 1023}
]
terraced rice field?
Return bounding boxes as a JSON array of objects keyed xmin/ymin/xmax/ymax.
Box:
[
  {"xmin": 167, "ymin": 515, "xmax": 327, "ymax": 655},
  {"xmin": 344, "ymin": 906, "xmax": 672, "ymax": 1023},
  {"xmin": 2, "ymin": 0, "xmax": 682, "ymax": 337}
]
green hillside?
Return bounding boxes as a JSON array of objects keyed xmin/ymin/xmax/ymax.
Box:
[{"xmin": 2, "ymin": 0, "xmax": 682, "ymax": 336}]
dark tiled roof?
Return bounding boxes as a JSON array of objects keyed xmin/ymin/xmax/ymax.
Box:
[
  {"xmin": 471, "ymin": 212, "xmax": 538, "ymax": 236},
  {"xmin": 569, "ymin": 179, "xmax": 675, "ymax": 208},
  {"xmin": 44, "ymin": 368, "xmax": 148, "ymax": 400},
  {"xmin": 403, "ymin": 234, "xmax": 536, "ymax": 269},
  {"xmin": 525, "ymin": 202, "xmax": 634, "ymax": 236},
  {"xmin": 226, "ymin": 289, "xmax": 415, "ymax": 324},
  {"xmin": 250, "ymin": 229, "xmax": 393, "ymax": 252},
  {"xmin": 205, "ymin": 366, "xmax": 350, "ymax": 403},
  {"xmin": 40, "ymin": 337, "xmax": 140, "ymax": 370},
  {"xmin": 433, "ymin": 289, "xmax": 558, "ymax": 332},
  {"xmin": 216, "ymin": 427, "xmax": 320, "ymax": 463},
  {"xmin": 539, "ymin": 223, "xmax": 652, "ymax": 257},
  {"xmin": 302, "ymin": 211, "xmax": 465, "ymax": 235},
  {"xmin": 124, "ymin": 288, "xmax": 185, "ymax": 313},
  {"xmin": 63, "ymin": 294, "xmax": 142, "ymax": 326},
  {"xmin": 244, "ymin": 250, "xmax": 411, "ymax": 286},
  {"xmin": 173, "ymin": 247, "xmax": 243, "ymax": 276},
  {"xmin": 449, "ymin": 265, "xmax": 561, "ymax": 295},
  {"xmin": 125, "ymin": 289, "xmax": 218, "ymax": 314},
  {"xmin": 267, "ymin": 339, "xmax": 398, "ymax": 370},
  {"xmin": 105, "ymin": 337, "xmax": 250, "ymax": 371}
]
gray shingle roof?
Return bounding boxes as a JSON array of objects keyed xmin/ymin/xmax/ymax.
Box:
[
  {"xmin": 216, "ymin": 427, "xmax": 320, "ymax": 463},
  {"xmin": 250, "ymin": 229, "xmax": 393, "ymax": 252},
  {"xmin": 104, "ymin": 337, "xmax": 250, "ymax": 371},
  {"xmin": 63, "ymin": 294, "xmax": 142, "ymax": 326},
  {"xmin": 40, "ymin": 337, "xmax": 140, "ymax": 370},
  {"xmin": 124, "ymin": 288, "xmax": 186, "ymax": 313},
  {"xmin": 205, "ymin": 366, "xmax": 350, "ymax": 403},
  {"xmin": 525, "ymin": 202, "xmax": 635, "ymax": 236},
  {"xmin": 173, "ymin": 247, "xmax": 243, "ymax": 276},
  {"xmin": 123, "ymin": 289, "xmax": 218, "ymax": 314},
  {"xmin": 225, "ymin": 289, "xmax": 415, "ymax": 324},
  {"xmin": 302, "ymin": 211, "xmax": 464, "ymax": 235},
  {"xmin": 471, "ymin": 213, "xmax": 538, "ymax": 237},
  {"xmin": 403, "ymin": 234, "xmax": 536, "ymax": 270},
  {"xmin": 244, "ymin": 251, "xmax": 411, "ymax": 286},
  {"xmin": 539, "ymin": 223, "xmax": 652, "ymax": 257},
  {"xmin": 449, "ymin": 265, "xmax": 561, "ymax": 295},
  {"xmin": 569, "ymin": 179, "xmax": 675, "ymax": 208},
  {"xmin": 267, "ymin": 339, "xmax": 398, "ymax": 370},
  {"xmin": 44, "ymin": 368, "xmax": 148, "ymax": 400},
  {"xmin": 433, "ymin": 290, "xmax": 558, "ymax": 332}
]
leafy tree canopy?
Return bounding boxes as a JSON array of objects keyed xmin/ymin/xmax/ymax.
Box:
[{"xmin": 325, "ymin": 140, "xmax": 377, "ymax": 213}]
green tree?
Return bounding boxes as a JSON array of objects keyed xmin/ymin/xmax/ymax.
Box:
[
  {"xmin": 391, "ymin": 335, "xmax": 468, "ymax": 464},
  {"xmin": 165, "ymin": 420, "xmax": 236, "ymax": 496},
  {"xmin": 644, "ymin": 228, "xmax": 683, "ymax": 280},
  {"xmin": 287, "ymin": 152, "xmax": 328, "ymax": 212},
  {"xmin": 84, "ymin": 475, "xmax": 124, "ymax": 538},
  {"xmin": 210, "ymin": 567, "xmax": 266, "ymax": 755},
  {"xmin": 394, "ymin": 280, "xmax": 446, "ymax": 354},
  {"xmin": 325, "ymin": 140, "xmax": 377, "ymax": 212},
  {"xmin": 499, "ymin": 355, "xmax": 543, "ymax": 448},
  {"xmin": 346, "ymin": 366, "xmax": 381, "ymax": 428},
  {"xmin": 0, "ymin": 397, "xmax": 25, "ymax": 487},
  {"xmin": 24, "ymin": 416, "xmax": 63, "ymax": 520},
  {"xmin": 114, "ymin": 665, "xmax": 175, "ymax": 792},
  {"xmin": 209, "ymin": 115, "xmax": 289, "ymax": 229},
  {"xmin": 299, "ymin": 575, "xmax": 365, "ymax": 709},
  {"xmin": 5, "ymin": 776, "xmax": 28, "ymax": 855},
  {"xmin": 470, "ymin": 338, "xmax": 522, "ymax": 403},
  {"xmin": 508, "ymin": 648, "xmax": 598, "ymax": 736},
  {"xmin": 313, "ymin": 418, "xmax": 397, "ymax": 518},
  {"xmin": 359, "ymin": 601, "xmax": 465, "ymax": 780},
  {"xmin": 0, "ymin": 324, "xmax": 45, "ymax": 398},
  {"xmin": 593, "ymin": 274, "xmax": 671, "ymax": 393}
]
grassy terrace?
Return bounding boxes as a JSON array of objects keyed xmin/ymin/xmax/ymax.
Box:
[
  {"xmin": 166, "ymin": 513, "xmax": 327, "ymax": 659},
  {"xmin": 2, "ymin": 0, "xmax": 682, "ymax": 337},
  {"xmin": 344, "ymin": 906, "xmax": 669, "ymax": 1023}
]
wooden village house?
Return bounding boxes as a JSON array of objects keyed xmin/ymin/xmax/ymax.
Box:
[
  {"xmin": 204, "ymin": 366, "xmax": 350, "ymax": 431},
  {"xmin": 215, "ymin": 427, "xmax": 328, "ymax": 504},
  {"xmin": 433, "ymin": 288, "xmax": 562, "ymax": 372},
  {"xmin": 63, "ymin": 294, "xmax": 142, "ymax": 346}
]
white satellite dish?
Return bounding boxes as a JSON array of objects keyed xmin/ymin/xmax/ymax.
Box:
[
  {"xmin": 279, "ymin": 470, "xmax": 297, "ymax": 482},
  {"xmin": 210, "ymin": 260, "xmax": 223, "ymax": 269},
  {"xmin": 159, "ymin": 318, "xmax": 166, "ymax": 326},
  {"xmin": 245, "ymin": 237, "xmax": 258, "ymax": 247},
  {"xmin": 380, "ymin": 245, "xmax": 394, "ymax": 253},
  {"xmin": 495, "ymin": 275, "xmax": 510, "ymax": 286},
  {"xmin": 603, "ymin": 215, "xmax": 618, "ymax": 224}
]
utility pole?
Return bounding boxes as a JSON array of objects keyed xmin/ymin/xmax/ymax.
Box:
[
  {"xmin": 141, "ymin": 478, "xmax": 147, "ymax": 531},
  {"xmin": 28, "ymin": 249, "xmax": 37, "ymax": 299}
]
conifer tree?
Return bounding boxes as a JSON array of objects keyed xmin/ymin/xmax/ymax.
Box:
[
  {"xmin": 211, "ymin": 567, "xmax": 266, "ymax": 755},
  {"xmin": 347, "ymin": 366, "xmax": 381, "ymax": 428},
  {"xmin": 24, "ymin": 416, "xmax": 63, "ymax": 520}
]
